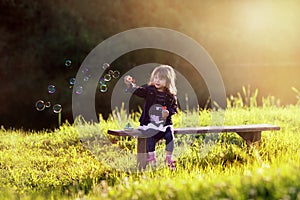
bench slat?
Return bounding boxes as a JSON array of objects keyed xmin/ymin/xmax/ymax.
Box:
[
  {"xmin": 174, "ymin": 124, "xmax": 280, "ymax": 134},
  {"xmin": 108, "ymin": 124, "xmax": 280, "ymax": 137},
  {"xmin": 107, "ymin": 124, "xmax": 280, "ymax": 170}
]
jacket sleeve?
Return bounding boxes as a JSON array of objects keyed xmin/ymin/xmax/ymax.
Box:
[
  {"xmin": 168, "ymin": 95, "xmax": 178, "ymax": 116},
  {"xmin": 125, "ymin": 83, "xmax": 148, "ymax": 98}
]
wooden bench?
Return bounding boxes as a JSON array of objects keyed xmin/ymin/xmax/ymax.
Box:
[{"xmin": 108, "ymin": 124, "xmax": 280, "ymax": 169}]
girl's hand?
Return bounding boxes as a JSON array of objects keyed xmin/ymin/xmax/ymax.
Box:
[
  {"xmin": 162, "ymin": 109, "xmax": 169, "ymax": 120},
  {"xmin": 124, "ymin": 75, "xmax": 133, "ymax": 87}
]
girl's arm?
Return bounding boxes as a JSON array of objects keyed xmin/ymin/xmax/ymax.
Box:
[
  {"xmin": 124, "ymin": 75, "xmax": 148, "ymax": 98},
  {"xmin": 168, "ymin": 95, "xmax": 178, "ymax": 116},
  {"xmin": 163, "ymin": 96, "xmax": 177, "ymax": 120}
]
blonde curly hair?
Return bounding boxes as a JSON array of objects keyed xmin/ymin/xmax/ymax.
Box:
[{"xmin": 148, "ymin": 65, "xmax": 177, "ymax": 95}]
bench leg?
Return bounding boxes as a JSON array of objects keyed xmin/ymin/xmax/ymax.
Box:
[
  {"xmin": 137, "ymin": 138, "xmax": 147, "ymax": 170},
  {"xmin": 236, "ymin": 131, "xmax": 261, "ymax": 146}
]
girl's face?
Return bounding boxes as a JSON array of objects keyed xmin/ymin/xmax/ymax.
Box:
[{"xmin": 153, "ymin": 73, "xmax": 167, "ymax": 92}]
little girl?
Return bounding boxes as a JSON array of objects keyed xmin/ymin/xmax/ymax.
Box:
[{"xmin": 124, "ymin": 65, "xmax": 178, "ymax": 169}]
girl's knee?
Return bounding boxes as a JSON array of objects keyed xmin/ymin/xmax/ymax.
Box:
[{"xmin": 165, "ymin": 130, "xmax": 174, "ymax": 140}]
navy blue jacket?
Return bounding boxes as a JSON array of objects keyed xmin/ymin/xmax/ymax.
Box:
[{"xmin": 126, "ymin": 84, "xmax": 177, "ymax": 126}]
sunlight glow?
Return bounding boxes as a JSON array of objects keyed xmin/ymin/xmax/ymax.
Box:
[
  {"xmin": 243, "ymin": 4, "xmax": 274, "ymax": 32},
  {"xmin": 238, "ymin": 1, "xmax": 300, "ymax": 35}
]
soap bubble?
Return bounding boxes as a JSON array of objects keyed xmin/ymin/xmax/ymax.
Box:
[
  {"xmin": 65, "ymin": 59, "xmax": 72, "ymax": 67},
  {"xmin": 99, "ymin": 78, "xmax": 105, "ymax": 85},
  {"xmin": 100, "ymin": 84, "xmax": 108, "ymax": 93},
  {"xmin": 108, "ymin": 70, "xmax": 114, "ymax": 75},
  {"xmin": 112, "ymin": 70, "xmax": 120, "ymax": 79},
  {"xmin": 45, "ymin": 101, "xmax": 51, "ymax": 108},
  {"xmin": 48, "ymin": 85, "xmax": 56, "ymax": 94},
  {"xmin": 104, "ymin": 74, "xmax": 111, "ymax": 82},
  {"xmin": 75, "ymin": 86, "xmax": 83, "ymax": 94},
  {"xmin": 35, "ymin": 100, "xmax": 45, "ymax": 111},
  {"xmin": 82, "ymin": 67, "xmax": 89, "ymax": 74},
  {"xmin": 83, "ymin": 76, "xmax": 89, "ymax": 82},
  {"xmin": 53, "ymin": 104, "xmax": 62, "ymax": 113},
  {"xmin": 70, "ymin": 78, "xmax": 76, "ymax": 85},
  {"xmin": 102, "ymin": 63, "xmax": 110, "ymax": 70}
]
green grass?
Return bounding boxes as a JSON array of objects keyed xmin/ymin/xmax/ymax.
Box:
[{"xmin": 1, "ymin": 90, "xmax": 300, "ymax": 199}]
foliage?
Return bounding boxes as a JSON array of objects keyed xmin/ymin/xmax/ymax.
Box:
[
  {"xmin": 1, "ymin": 91, "xmax": 300, "ymax": 199},
  {"xmin": 2, "ymin": 0, "xmax": 300, "ymax": 130}
]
